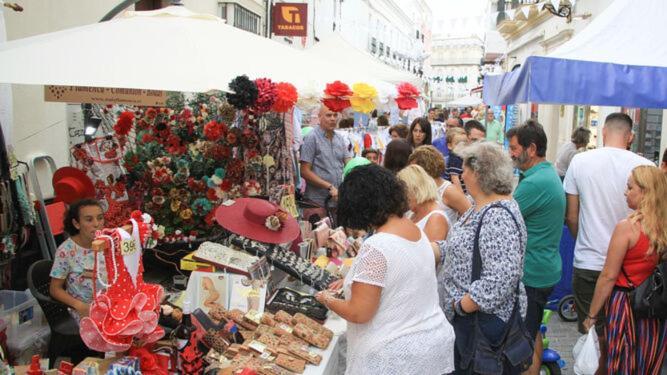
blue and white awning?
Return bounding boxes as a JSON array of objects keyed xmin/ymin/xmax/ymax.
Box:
[{"xmin": 484, "ymin": 0, "xmax": 667, "ymax": 108}]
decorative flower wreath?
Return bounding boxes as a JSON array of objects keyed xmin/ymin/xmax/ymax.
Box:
[
  {"xmin": 395, "ymin": 82, "xmax": 421, "ymax": 110},
  {"xmin": 322, "ymin": 80, "xmax": 352, "ymax": 112}
]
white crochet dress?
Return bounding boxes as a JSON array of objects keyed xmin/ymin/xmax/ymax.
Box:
[{"xmin": 343, "ymin": 232, "xmax": 455, "ymax": 375}]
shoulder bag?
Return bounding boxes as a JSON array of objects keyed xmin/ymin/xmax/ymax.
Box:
[
  {"xmin": 467, "ymin": 203, "xmax": 534, "ymax": 374},
  {"xmin": 622, "ymin": 259, "xmax": 667, "ymax": 319}
]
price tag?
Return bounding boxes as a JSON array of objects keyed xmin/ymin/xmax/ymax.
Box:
[{"xmin": 120, "ymin": 239, "xmax": 137, "ymax": 256}]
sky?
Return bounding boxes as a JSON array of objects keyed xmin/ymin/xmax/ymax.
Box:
[{"xmin": 428, "ymin": 0, "xmax": 489, "ymax": 37}]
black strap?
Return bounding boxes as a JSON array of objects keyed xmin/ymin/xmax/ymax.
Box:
[
  {"xmin": 471, "ymin": 202, "xmax": 523, "ymax": 283},
  {"xmin": 470, "ymin": 202, "xmax": 525, "ymax": 347},
  {"xmin": 621, "ymin": 265, "xmax": 636, "ymax": 289}
]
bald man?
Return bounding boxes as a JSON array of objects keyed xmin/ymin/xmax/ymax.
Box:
[{"xmin": 300, "ymin": 106, "xmax": 352, "ymax": 221}]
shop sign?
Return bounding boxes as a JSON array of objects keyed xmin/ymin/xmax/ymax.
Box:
[
  {"xmin": 272, "ymin": 3, "xmax": 307, "ymax": 37},
  {"xmin": 45, "ymin": 85, "xmax": 166, "ymax": 106}
]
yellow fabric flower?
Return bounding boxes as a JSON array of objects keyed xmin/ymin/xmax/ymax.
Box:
[
  {"xmin": 350, "ymin": 83, "xmax": 378, "ymax": 113},
  {"xmin": 170, "ymin": 199, "xmax": 181, "ymax": 212},
  {"xmin": 180, "ymin": 209, "xmax": 193, "ymax": 220}
]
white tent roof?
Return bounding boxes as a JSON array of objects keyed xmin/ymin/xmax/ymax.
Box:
[
  {"xmin": 484, "ymin": 0, "xmax": 667, "ymax": 108},
  {"xmin": 0, "ymin": 6, "xmax": 368, "ymax": 93},
  {"xmin": 550, "ymin": 0, "xmax": 667, "ymax": 67},
  {"xmin": 446, "ymin": 95, "xmax": 482, "ymax": 107},
  {"xmin": 305, "ymin": 34, "xmax": 423, "ymax": 87}
]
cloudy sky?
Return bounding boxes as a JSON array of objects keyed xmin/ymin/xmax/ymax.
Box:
[{"xmin": 428, "ymin": 0, "xmax": 490, "ymax": 37}]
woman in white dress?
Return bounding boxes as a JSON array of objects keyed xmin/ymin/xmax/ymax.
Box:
[
  {"xmin": 315, "ymin": 164, "xmax": 455, "ymax": 375},
  {"xmin": 398, "ymin": 164, "xmax": 449, "ymax": 242},
  {"xmin": 408, "ymin": 145, "xmax": 471, "ymax": 226}
]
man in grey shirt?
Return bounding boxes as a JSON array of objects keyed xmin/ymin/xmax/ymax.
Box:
[{"xmin": 300, "ymin": 106, "xmax": 352, "ymax": 221}]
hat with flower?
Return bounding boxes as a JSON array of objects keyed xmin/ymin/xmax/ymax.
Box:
[{"xmin": 215, "ymin": 198, "xmax": 299, "ymax": 244}]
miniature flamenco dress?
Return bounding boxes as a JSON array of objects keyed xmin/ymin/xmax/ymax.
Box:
[{"xmin": 80, "ymin": 212, "xmax": 164, "ymax": 352}]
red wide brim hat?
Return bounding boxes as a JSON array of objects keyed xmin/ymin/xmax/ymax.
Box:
[
  {"xmin": 52, "ymin": 167, "xmax": 96, "ymax": 204},
  {"xmin": 215, "ymin": 198, "xmax": 299, "ymax": 244}
]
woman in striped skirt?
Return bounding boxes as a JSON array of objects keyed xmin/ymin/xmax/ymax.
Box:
[{"xmin": 584, "ymin": 165, "xmax": 667, "ymax": 374}]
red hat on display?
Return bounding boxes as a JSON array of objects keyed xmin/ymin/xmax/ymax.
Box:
[
  {"xmin": 215, "ymin": 198, "xmax": 299, "ymax": 244},
  {"xmin": 52, "ymin": 167, "xmax": 96, "ymax": 204}
]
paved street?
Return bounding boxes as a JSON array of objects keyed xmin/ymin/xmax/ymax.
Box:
[
  {"xmin": 545, "ymin": 314, "xmax": 580, "ymax": 375},
  {"xmin": 547, "ymin": 316, "xmax": 667, "ymax": 375}
]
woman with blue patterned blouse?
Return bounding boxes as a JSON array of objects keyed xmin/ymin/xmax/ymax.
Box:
[{"xmin": 440, "ymin": 141, "xmax": 528, "ymax": 374}]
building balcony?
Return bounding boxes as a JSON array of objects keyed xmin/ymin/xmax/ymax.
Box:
[{"xmin": 495, "ymin": 0, "xmax": 556, "ymax": 39}]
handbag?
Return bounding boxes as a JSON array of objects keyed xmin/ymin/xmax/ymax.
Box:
[
  {"xmin": 622, "ymin": 260, "xmax": 667, "ymax": 319},
  {"xmin": 467, "ymin": 203, "xmax": 534, "ymax": 374}
]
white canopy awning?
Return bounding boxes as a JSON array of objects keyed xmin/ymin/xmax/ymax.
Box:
[
  {"xmin": 484, "ymin": 0, "xmax": 667, "ymax": 108},
  {"xmin": 446, "ymin": 95, "xmax": 482, "ymax": 107},
  {"xmin": 305, "ymin": 34, "xmax": 424, "ymax": 88},
  {"xmin": 0, "ymin": 6, "xmax": 368, "ymax": 93}
]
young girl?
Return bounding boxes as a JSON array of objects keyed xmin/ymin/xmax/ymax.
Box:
[
  {"xmin": 584, "ymin": 166, "xmax": 667, "ymax": 374},
  {"xmin": 50, "ymin": 199, "xmax": 105, "ymax": 320}
]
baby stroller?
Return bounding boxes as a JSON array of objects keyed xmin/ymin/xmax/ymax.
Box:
[{"xmin": 545, "ymin": 225, "xmax": 577, "ymax": 322}]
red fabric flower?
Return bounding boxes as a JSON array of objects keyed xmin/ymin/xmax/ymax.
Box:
[
  {"xmin": 272, "ymin": 82, "xmax": 298, "ymax": 113},
  {"xmin": 204, "ymin": 210, "xmax": 216, "ymax": 226},
  {"xmin": 113, "ymin": 111, "xmax": 134, "ymax": 136},
  {"xmin": 321, "ymin": 98, "xmax": 351, "ymax": 112},
  {"xmin": 166, "ymin": 134, "xmax": 185, "ymax": 155},
  {"xmin": 206, "ymin": 188, "xmax": 218, "ymax": 201},
  {"xmin": 141, "ymin": 133, "xmax": 155, "ymax": 143},
  {"xmin": 253, "ymin": 78, "xmax": 277, "ymax": 114},
  {"xmin": 322, "ymin": 81, "xmax": 352, "ymax": 112},
  {"xmin": 325, "ymin": 80, "xmax": 353, "ymax": 97},
  {"xmin": 220, "ymin": 178, "xmax": 233, "ymax": 192},
  {"xmin": 395, "ymin": 82, "xmax": 420, "ymax": 110},
  {"xmin": 226, "ymin": 131, "xmax": 238, "ymax": 145},
  {"xmin": 146, "ymin": 107, "xmax": 158, "ymax": 119},
  {"xmin": 203, "ymin": 121, "xmax": 227, "ymax": 141}
]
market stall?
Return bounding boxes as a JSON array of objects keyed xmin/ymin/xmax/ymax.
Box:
[{"xmin": 0, "ymin": 3, "xmax": 428, "ymax": 371}]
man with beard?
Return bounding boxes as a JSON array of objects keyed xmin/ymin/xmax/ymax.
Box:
[{"xmin": 507, "ymin": 120, "xmax": 565, "ymax": 375}]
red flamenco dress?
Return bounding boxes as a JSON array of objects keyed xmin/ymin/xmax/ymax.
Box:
[{"xmin": 80, "ymin": 213, "xmax": 164, "ymax": 352}]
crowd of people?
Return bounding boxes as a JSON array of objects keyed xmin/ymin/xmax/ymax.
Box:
[
  {"xmin": 303, "ymin": 105, "xmax": 667, "ymax": 374},
  {"xmin": 47, "ymin": 103, "xmax": 666, "ymax": 374}
]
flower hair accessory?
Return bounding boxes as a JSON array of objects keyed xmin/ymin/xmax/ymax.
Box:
[{"xmin": 264, "ymin": 209, "xmax": 289, "ymax": 231}]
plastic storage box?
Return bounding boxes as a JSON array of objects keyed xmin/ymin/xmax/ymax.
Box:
[{"xmin": 0, "ymin": 290, "xmax": 49, "ymax": 362}]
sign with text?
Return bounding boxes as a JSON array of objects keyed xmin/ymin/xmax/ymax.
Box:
[
  {"xmin": 272, "ymin": 3, "xmax": 307, "ymax": 37},
  {"xmin": 45, "ymin": 85, "xmax": 166, "ymax": 106}
]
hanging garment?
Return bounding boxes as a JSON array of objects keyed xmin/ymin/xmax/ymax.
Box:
[
  {"xmin": 71, "ymin": 136, "xmax": 133, "ymax": 227},
  {"xmin": 79, "ymin": 216, "xmax": 164, "ymax": 352}
]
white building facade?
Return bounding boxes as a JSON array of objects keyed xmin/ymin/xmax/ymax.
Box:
[
  {"xmin": 270, "ymin": 0, "xmax": 430, "ymax": 77},
  {"xmin": 430, "ymin": 35, "xmax": 484, "ymax": 106}
]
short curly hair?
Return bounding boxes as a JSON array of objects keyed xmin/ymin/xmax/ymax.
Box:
[
  {"xmin": 456, "ymin": 141, "xmax": 515, "ymax": 195},
  {"xmin": 63, "ymin": 199, "xmax": 103, "ymax": 236},
  {"xmin": 408, "ymin": 145, "xmax": 445, "ymax": 179},
  {"xmin": 337, "ymin": 164, "xmax": 408, "ymax": 230}
]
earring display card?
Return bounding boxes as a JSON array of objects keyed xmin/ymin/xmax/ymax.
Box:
[
  {"xmin": 186, "ymin": 271, "xmax": 268, "ymax": 315},
  {"xmin": 266, "ymin": 288, "xmax": 328, "ymax": 322},
  {"xmin": 266, "ymin": 246, "xmax": 339, "ymax": 291},
  {"xmin": 193, "ymin": 241, "xmax": 261, "ymax": 276}
]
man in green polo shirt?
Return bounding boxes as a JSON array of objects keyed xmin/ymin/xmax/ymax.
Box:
[{"xmin": 507, "ymin": 120, "xmax": 565, "ymax": 375}]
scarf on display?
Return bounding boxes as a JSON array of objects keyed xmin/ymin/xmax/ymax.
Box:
[{"xmin": 79, "ymin": 212, "xmax": 164, "ymax": 352}]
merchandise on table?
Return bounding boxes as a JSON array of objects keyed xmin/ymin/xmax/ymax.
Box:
[
  {"xmin": 265, "ymin": 288, "xmax": 328, "ymax": 322},
  {"xmin": 265, "ymin": 247, "xmax": 339, "ymax": 291}
]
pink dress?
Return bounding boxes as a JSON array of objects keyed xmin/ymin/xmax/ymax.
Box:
[{"xmin": 80, "ymin": 217, "xmax": 164, "ymax": 352}]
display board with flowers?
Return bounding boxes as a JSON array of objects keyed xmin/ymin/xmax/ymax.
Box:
[{"xmin": 114, "ymin": 76, "xmax": 299, "ymax": 243}]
